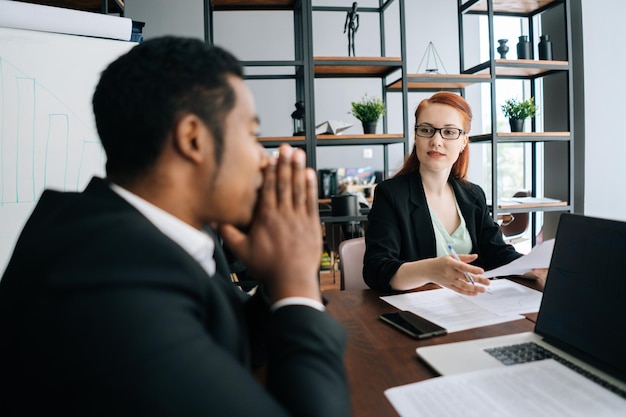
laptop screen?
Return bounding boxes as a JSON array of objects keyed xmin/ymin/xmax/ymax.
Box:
[{"xmin": 535, "ymin": 213, "xmax": 626, "ymax": 381}]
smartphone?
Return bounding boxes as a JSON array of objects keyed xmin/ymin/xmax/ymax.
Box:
[{"xmin": 379, "ymin": 311, "xmax": 447, "ymax": 339}]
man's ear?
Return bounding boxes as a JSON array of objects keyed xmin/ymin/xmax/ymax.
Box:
[{"xmin": 172, "ymin": 114, "xmax": 213, "ymax": 164}]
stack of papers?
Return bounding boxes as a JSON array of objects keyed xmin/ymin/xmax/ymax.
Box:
[
  {"xmin": 381, "ymin": 279, "xmax": 542, "ymax": 333},
  {"xmin": 385, "ymin": 359, "xmax": 626, "ymax": 417}
]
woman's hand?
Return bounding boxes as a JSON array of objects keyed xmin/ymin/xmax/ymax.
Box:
[
  {"xmin": 432, "ymin": 254, "xmax": 490, "ymax": 295},
  {"xmin": 391, "ymin": 253, "xmax": 490, "ymax": 295}
]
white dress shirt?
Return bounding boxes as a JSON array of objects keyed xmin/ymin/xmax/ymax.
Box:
[
  {"xmin": 110, "ymin": 183, "xmax": 216, "ymax": 277},
  {"xmin": 109, "ymin": 183, "xmax": 324, "ymax": 311}
]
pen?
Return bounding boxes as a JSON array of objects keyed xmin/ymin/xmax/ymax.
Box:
[{"xmin": 447, "ymin": 244, "xmax": 475, "ymax": 285}]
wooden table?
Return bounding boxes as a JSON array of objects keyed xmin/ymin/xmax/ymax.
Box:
[{"xmin": 324, "ymin": 279, "xmax": 544, "ymax": 417}]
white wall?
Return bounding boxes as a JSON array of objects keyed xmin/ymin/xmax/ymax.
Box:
[
  {"xmin": 124, "ymin": 0, "xmax": 626, "ymax": 219},
  {"xmin": 576, "ymin": 0, "xmax": 626, "ymax": 221},
  {"xmin": 125, "ymin": 0, "xmax": 204, "ymax": 40},
  {"xmin": 125, "ymin": 0, "xmax": 462, "ymax": 176}
]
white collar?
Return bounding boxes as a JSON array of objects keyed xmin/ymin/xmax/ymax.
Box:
[{"xmin": 110, "ymin": 183, "xmax": 216, "ymax": 276}]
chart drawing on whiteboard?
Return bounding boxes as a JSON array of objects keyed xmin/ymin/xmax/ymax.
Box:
[{"xmin": 0, "ymin": 27, "xmax": 136, "ymax": 274}]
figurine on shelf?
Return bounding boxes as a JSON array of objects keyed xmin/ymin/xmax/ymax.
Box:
[
  {"xmin": 416, "ymin": 41, "xmax": 448, "ymax": 74},
  {"xmin": 291, "ymin": 100, "xmax": 306, "ymax": 136},
  {"xmin": 497, "ymin": 39, "xmax": 509, "ymax": 59},
  {"xmin": 343, "ymin": 2, "xmax": 359, "ymax": 56}
]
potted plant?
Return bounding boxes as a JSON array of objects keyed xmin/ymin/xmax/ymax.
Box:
[
  {"xmin": 501, "ymin": 97, "xmax": 537, "ymax": 132},
  {"xmin": 349, "ymin": 94, "xmax": 386, "ymax": 134}
]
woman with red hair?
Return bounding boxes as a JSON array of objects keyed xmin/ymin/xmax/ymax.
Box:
[{"xmin": 363, "ymin": 92, "xmax": 524, "ymax": 293}]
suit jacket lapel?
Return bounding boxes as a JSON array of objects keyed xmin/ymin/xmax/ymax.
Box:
[
  {"xmin": 87, "ymin": 177, "xmax": 252, "ymax": 366},
  {"xmin": 408, "ymin": 173, "xmax": 437, "ymax": 259}
]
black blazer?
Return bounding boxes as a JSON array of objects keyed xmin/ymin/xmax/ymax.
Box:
[
  {"xmin": 363, "ymin": 173, "xmax": 521, "ymax": 291},
  {"xmin": 0, "ymin": 177, "xmax": 349, "ymax": 417}
]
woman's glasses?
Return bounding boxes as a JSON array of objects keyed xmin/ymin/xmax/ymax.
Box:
[{"xmin": 415, "ymin": 125, "xmax": 465, "ymax": 140}]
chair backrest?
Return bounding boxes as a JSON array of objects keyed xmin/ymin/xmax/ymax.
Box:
[
  {"xmin": 337, "ymin": 237, "xmax": 368, "ymax": 290},
  {"xmin": 501, "ymin": 190, "xmax": 531, "ymax": 238}
]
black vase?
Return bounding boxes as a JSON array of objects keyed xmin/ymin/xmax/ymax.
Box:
[
  {"xmin": 509, "ymin": 118, "xmax": 524, "ymax": 132},
  {"xmin": 538, "ymin": 34, "xmax": 553, "ymax": 60},
  {"xmin": 516, "ymin": 35, "xmax": 531, "ymax": 60},
  {"xmin": 496, "ymin": 39, "xmax": 509, "ymax": 59},
  {"xmin": 362, "ymin": 121, "xmax": 378, "ymax": 134}
]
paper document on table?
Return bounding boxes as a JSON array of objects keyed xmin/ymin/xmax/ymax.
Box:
[
  {"xmin": 380, "ymin": 280, "xmax": 541, "ymax": 332},
  {"xmin": 482, "ymin": 238, "xmax": 555, "ymax": 278},
  {"xmin": 385, "ymin": 359, "xmax": 626, "ymax": 417}
]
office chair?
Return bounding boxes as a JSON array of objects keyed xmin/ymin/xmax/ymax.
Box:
[
  {"xmin": 337, "ymin": 237, "xmax": 369, "ymax": 290},
  {"xmin": 500, "ymin": 190, "xmax": 531, "ymax": 243}
]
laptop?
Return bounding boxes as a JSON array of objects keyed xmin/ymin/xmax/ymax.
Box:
[{"xmin": 417, "ymin": 213, "xmax": 626, "ymax": 395}]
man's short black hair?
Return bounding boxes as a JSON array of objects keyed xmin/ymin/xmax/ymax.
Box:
[{"xmin": 93, "ymin": 36, "xmax": 244, "ymax": 182}]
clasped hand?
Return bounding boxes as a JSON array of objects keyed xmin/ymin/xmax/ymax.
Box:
[{"xmin": 220, "ymin": 144, "xmax": 322, "ymax": 303}]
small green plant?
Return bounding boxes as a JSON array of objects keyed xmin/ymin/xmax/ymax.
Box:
[
  {"xmin": 501, "ymin": 97, "xmax": 537, "ymax": 120},
  {"xmin": 349, "ymin": 94, "xmax": 386, "ymax": 122}
]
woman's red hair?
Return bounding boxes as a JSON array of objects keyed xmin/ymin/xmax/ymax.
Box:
[{"xmin": 394, "ymin": 92, "xmax": 472, "ymax": 180}]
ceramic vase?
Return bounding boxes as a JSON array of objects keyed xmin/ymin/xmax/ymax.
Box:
[
  {"xmin": 538, "ymin": 34, "xmax": 553, "ymax": 60},
  {"xmin": 362, "ymin": 121, "xmax": 378, "ymax": 134},
  {"xmin": 496, "ymin": 39, "xmax": 509, "ymax": 59},
  {"xmin": 509, "ymin": 118, "xmax": 524, "ymax": 132},
  {"xmin": 516, "ymin": 35, "xmax": 531, "ymax": 59}
]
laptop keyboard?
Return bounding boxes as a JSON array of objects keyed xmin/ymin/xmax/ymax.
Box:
[{"xmin": 484, "ymin": 342, "xmax": 626, "ymax": 399}]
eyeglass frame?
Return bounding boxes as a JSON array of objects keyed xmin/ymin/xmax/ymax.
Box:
[{"xmin": 414, "ymin": 124, "xmax": 466, "ymax": 140}]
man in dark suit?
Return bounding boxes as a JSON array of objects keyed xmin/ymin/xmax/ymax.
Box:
[{"xmin": 0, "ymin": 36, "xmax": 349, "ymax": 416}]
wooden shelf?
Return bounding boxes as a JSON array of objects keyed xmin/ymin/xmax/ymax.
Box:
[
  {"xmin": 470, "ymin": 132, "xmax": 571, "ymax": 143},
  {"xmin": 258, "ymin": 136, "xmax": 305, "ymax": 142},
  {"xmin": 494, "ymin": 59, "xmax": 568, "ymax": 77},
  {"xmin": 387, "ymin": 73, "xmax": 490, "ymax": 91},
  {"xmin": 497, "ymin": 132, "xmax": 570, "ymax": 139},
  {"xmin": 470, "ymin": 59, "xmax": 569, "ymax": 77},
  {"xmin": 314, "ymin": 57, "xmax": 402, "ymax": 77},
  {"xmin": 212, "ymin": 0, "xmax": 295, "ymax": 6},
  {"xmin": 316, "ymin": 133, "xmax": 405, "ymax": 146},
  {"xmin": 496, "ymin": 198, "xmax": 568, "ymax": 210},
  {"xmin": 257, "ymin": 136, "xmax": 306, "ymax": 148},
  {"xmin": 463, "ymin": 0, "xmax": 560, "ymax": 15},
  {"xmin": 16, "ymin": 0, "xmax": 123, "ymax": 13},
  {"xmin": 258, "ymin": 133, "xmax": 405, "ymax": 147}
]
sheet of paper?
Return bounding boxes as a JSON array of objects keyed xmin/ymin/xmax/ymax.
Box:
[
  {"xmin": 385, "ymin": 359, "xmax": 626, "ymax": 417},
  {"xmin": 457, "ymin": 279, "xmax": 543, "ymax": 316},
  {"xmin": 482, "ymin": 238, "xmax": 555, "ymax": 278},
  {"xmin": 380, "ymin": 280, "xmax": 541, "ymax": 333}
]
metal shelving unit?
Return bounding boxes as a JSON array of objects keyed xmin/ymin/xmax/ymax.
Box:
[
  {"xmin": 208, "ymin": 0, "xmax": 409, "ymax": 180},
  {"xmin": 460, "ymin": 0, "xmax": 574, "ymax": 242},
  {"xmin": 386, "ymin": 0, "xmax": 574, "ymax": 244}
]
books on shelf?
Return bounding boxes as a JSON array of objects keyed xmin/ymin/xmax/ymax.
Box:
[{"xmin": 497, "ymin": 197, "xmax": 567, "ymax": 209}]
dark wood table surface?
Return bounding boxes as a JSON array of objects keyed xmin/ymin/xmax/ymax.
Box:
[{"xmin": 324, "ymin": 278, "xmax": 544, "ymax": 417}]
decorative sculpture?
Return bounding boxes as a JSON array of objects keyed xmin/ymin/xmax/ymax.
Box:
[
  {"xmin": 416, "ymin": 42, "xmax": 448, "ymax": 74},
  {"xmin": 344, "ymin": 2, "xmax": 359, "ymax": 56},
  {"xmin": 291, "ymin": 100, "xmax": 305, "ymax": 136},
  {"xmin": 497, "ymin": 39, "xmax": 509, "ymax": 59}
]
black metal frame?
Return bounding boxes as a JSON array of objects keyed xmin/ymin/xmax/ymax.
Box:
[
  {"xmin": 457, "ymin": 0, "xmax": 574, "ymax": 246},
  {"xmin": 206, "ymin": 0, "xmax": 408, "ymax": 181}
]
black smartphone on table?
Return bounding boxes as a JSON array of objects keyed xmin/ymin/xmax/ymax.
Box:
[{"xmin": 379, "ymin": 310, "xmax": 447, "ymax": 339}]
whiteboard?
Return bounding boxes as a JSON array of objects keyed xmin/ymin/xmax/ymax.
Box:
[{"xmin": 0, "ymin": 27, "xmax": 137, "ymax": 274}]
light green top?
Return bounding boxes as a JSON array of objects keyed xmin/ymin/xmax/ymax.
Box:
[{"xmin": 428, "ymin": 197, "xmax": 473, "ymax": 258}]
